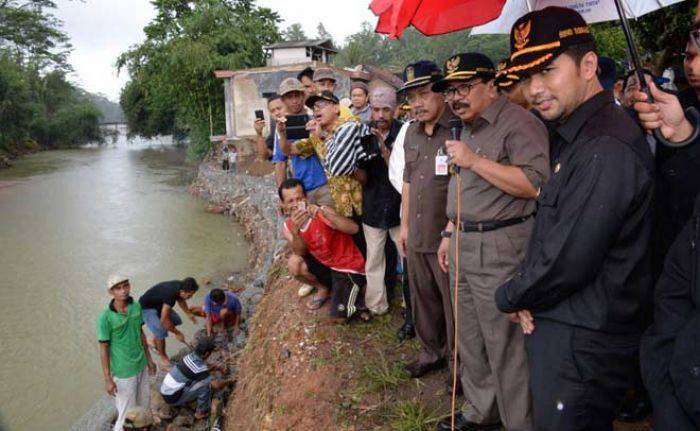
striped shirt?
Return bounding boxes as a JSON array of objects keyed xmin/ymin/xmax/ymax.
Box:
[
  {"xmin": 160, "ymin": 352, "xmax": 210, "ymax": 403},
  {"xmin": 326, "ymin": 121, "xmax": 374, "ymax": 177}
]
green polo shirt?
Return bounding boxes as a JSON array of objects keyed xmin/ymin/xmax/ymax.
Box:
[{"xmin": 96, "ymin": 299, "xmax": 147, "ymax": 379}]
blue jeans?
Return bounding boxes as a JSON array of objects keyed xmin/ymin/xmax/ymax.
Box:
[
  {"xmin": 173, "ymin": 376, "xmax": 212, "ymax": 413},
  {"xmin": 142, "ymin": 308, "xmax": 182, "ymax": 340}
]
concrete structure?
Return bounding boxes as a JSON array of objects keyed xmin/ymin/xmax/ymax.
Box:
[
  {"xmin": 263, "ymin": 39, "xmax": 337, "ymax": 66},
  {"xmin": 214, "ymin": 63, "xmax": 402, "ymax": 142}
]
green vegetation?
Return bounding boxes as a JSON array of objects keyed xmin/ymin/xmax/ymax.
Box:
[
  {"xmin": 117, "ymin": 0, "xmax": 281, "ymax": 159},
  {"xmin": 335, "ymin": 22, "xmax": 510, "ymax": 71},
  {"xmin": 358, "ymin": 350, "xmax": 408, "ymax": 394},
  {"xmin": 0, "ymin": 1, "xmax": 103, "ymax": 158},
  {"xmin": 388, "ymin": 400, "xmax": 442, "ymax": 431},
  {"xmin": 336, "ymin": 2, "xmax": 695, "ymax": 73}
]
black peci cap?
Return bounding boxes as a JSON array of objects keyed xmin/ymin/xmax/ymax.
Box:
[
  {"xmin": 432, "ymin": 53, "xmax": 496, "ymax": 92},
  {"xmin": 507, "ymin": 6, "xmax": 594, "ymax": 77}
]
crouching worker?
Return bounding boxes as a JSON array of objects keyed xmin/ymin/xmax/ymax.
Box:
[
  {"xmin": 191, "ymin": 288, "xmax": 242, "ymax": 337},
  {"xmin": 279, "ymin": 178, "xmax": 369, "ymax": 323},
  {"xmin": 159, "ymin": 338, "xmax": 232, "ymax": 420}
]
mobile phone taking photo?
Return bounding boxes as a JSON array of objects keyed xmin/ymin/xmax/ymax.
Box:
[{"xmin": 254, "ymin": 110, "xmax": 264, "ymax": 120}]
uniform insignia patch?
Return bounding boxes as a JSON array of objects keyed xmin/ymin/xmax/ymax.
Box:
[
  {"xmin": 406, "ymin": 66, "xmax": 415, "ymax": 82},
  {"xmin": 446, "ymin": 56, "xmax": 460, "ymax": 74},
  {"xmin": 514, "ymin": 20, "xmax": 532, "ymax": 50}
]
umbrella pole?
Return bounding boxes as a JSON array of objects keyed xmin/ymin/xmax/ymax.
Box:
[
  {"xmin": 612, "ymin": 0, "xmax": 646, "ymax": 88},
  {"xmin": 613, "ymin": 0, "xmax": 700, "ymax": 148}
]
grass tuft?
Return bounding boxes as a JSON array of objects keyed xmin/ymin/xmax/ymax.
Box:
[
  {"xmin": 357, "ymin": 350, "xmax": 408, "ymax": 394},
  {"xmin": 387, "ymin": 399, "xmax": 442, "ymax": 431}
]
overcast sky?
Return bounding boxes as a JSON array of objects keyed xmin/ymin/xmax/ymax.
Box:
[{"xmin": 53, "ymin": 0, "xmax": 376, "ymax": 101}]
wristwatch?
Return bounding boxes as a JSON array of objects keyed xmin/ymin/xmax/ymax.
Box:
[{"xmin": 440, "ymin": 230, "xmax": 453, "ymax": 239}]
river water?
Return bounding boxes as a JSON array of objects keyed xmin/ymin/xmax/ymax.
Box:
[{"xmin": 0, "ymin": 128, "xmax": 248, "ymax": 431}]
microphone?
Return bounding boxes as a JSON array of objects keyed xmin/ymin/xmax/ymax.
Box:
[{"xmin": 448, "ymin": 117, "xmax": 463, "ymax": 174}]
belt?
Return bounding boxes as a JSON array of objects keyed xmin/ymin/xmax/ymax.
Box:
[{"xmin": 452, "ymin": 214, "xmax": 533, "ymax": 233}]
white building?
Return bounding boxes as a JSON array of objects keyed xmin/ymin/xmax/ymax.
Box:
[{"xmin": 263, "ymin": 39, "xmax": 337, "ymax": 67}]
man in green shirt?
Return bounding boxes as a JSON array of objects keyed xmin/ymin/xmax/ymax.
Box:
[{"xmin": 97, "ymin": 275, "xmax": 156, "ymax": 431}]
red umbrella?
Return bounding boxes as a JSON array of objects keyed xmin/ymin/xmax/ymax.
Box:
[{"xmin": 369, "ymin": 0, "xmax": 507, "ymax": 38}]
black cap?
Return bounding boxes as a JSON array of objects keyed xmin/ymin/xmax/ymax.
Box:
[
  {"xmin": 495, "ymin": 57, "xmax": 522, "ymax": 90},
  {"xmin": 507, "ymin": 6, "xmax": 594, "ymax": 76},
  {"xmin": 305, "ymin": 90, "xmax": 339, "ymax": 109},
  {"xmin": 398, "ymin": 60, "xmax": 443, "ymax": 94},
  {"xmin": 432, "ymin": 53, "xmax": 496, "ymax": 92}
]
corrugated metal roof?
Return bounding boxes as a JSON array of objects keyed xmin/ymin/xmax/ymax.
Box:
[{"xmin": 263, "ymin": 38, "xmax": 337, "ymax": 52}]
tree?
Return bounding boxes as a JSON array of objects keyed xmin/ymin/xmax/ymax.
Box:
[
  {"xmin": 335, "ymin": 22, "xmax": 508, "ymax": 71},
  {"xmin": 0, "ymin": 1, "xmax": 103, "ymax": 155},
  {"xmin": 0, "ymin": 0, "xmax": 71, "ymax": 69},
  {"xmin": 117, "ymin": 0, "xmax": 281, "ymax": 159},
  {"xmin": 283, "ymin": 23, "xmax": 307, "ymax": 41},
  {"xmin": 632, "ymin": 1, "xmax": 696, "ymax": 72}
]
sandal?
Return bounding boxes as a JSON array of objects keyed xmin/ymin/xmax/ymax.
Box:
[{"xmin": 306, "ymin": 294, "xmax": 329, "ymax": 310}]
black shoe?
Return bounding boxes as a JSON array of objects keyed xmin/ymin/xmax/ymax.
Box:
[
  {"xmin": 404, "ymin": 358, "xmax": 446, "ymax": 378},
  {"xmin": 397, "ymin": 323, "xmax": 415, "ymax": 341},
  {"xmin": 616, "ymin": 392, "xmax": 652, "ymax": 422},
  {"xmin": 436, "ymin": 413, "xmax": 501, "ymax": 431}
]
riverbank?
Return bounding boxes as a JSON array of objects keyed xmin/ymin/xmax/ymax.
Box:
[
  {"xmin": 73, "ymin": 147, "xmax": 655, "ymax": 430},
  {"xmin": 0, "ymin": 139, "xmax": 42, "ymax": 168},
  {"xmin": 211, "ymin": 156, "xmax": 654, "ymax": 431}
]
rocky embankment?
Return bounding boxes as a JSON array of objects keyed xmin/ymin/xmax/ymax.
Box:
[{"xmin": 71, "ymin": 154, "xmax": 283, "ymax": 431}]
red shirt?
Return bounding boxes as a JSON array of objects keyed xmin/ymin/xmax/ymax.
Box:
[{"xmin": 284, "ymin": 212, "xmax": 365, "ymax": 274}]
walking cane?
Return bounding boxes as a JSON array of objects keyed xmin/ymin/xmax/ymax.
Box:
[{"xmin": 448, "ymin": 117, "xmax": 463, "ymax": 431}]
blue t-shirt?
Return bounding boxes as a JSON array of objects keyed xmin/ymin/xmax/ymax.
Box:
[
  {"xmin": 203, "ymin": 291, "xmax": 242, "ymax": 317},
  {"xmin": 271, "ymin": 131, "xmax": 327, "ymax": 192}
]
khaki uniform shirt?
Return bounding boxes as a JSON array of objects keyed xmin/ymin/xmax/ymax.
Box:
[
  {"xmin": 446, "ymin": 95, "xmax": 550, "ymax": 222},
  {"xmin": 403, "ymin": 107, "xmax": 452, "ymax": 253}
]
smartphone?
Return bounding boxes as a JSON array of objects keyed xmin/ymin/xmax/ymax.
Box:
[
  {"xmin": 297, "ymin": 201, "xmax": 306, "ymax": 211},
  {"xmin": 286, "ymin": 114, "xmax": 310, "ymax": 140},
  {"xmin": 368, "ymin": 120, "xmax": 378, "ymax": 129},
  {"xmin": 254, "ymin": 109, "xmax": 264, "ymax": 120}
]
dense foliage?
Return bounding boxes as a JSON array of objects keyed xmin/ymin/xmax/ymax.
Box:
[
  {"xmin": 0, "ymin": 0, "xmax": 103, "ymax": 156},
  {"xmin": 336, "ymin": 2, "xmax": 695, "ymax": 74},
  {"xmin": 117, "ymin": 0, "xmax": 281, "ymax": 159},
  {"xmin": 335, "ymin": 22, "xmax": 509, "ymax": 70}
]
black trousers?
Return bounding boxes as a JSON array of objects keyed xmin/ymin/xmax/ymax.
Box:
[{"xmin": 526, "ymin": 319, "xmax": 639, "ymax": 431}]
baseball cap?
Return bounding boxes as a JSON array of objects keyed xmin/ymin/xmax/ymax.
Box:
[
  {"xmin": 123, "ymin": 406, "xmax": 153, "ymax": 429},
  {"xmin": 398, "ymin": 60, "xmax": 443, "ymax": 94},
  {"xmin": 312, "ymin": 67, "xmax": 336, "ymax": 82},
  {"xmin": 432, "ymin": 52, "xmax": 496, "ymax": 92},
  {"xmin": 507, "ymin": 6, "xmax": 594, "ymax": 76},
  {"xmin": 278, "ymin": 77, "xmax": 305, "ymax": 96},
  {"xmin": 107, "ymin": 274, "xmax": 129, "ymax": 290}
]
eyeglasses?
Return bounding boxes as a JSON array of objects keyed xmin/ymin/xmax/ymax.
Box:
[
  {"xmin": 312, "ymin": 100, "xmax": 332, "ymax": 110},
  {"xmin": 443, "ymin": 80, "xmax": 482, "ymax": 100},
  {"xmin": 405, "ymin": 89, "xmax": 434, "ymax": 104}
]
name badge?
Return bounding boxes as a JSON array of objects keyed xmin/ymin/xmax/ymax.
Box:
[{"xmin": 435, "ymin": 151, "xmax": 449, "ymax": 176}]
